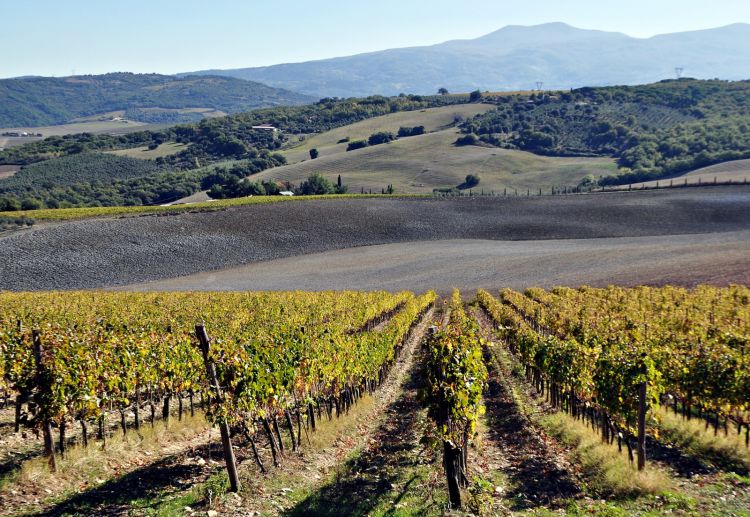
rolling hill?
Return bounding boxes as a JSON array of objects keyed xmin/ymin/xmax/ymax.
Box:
[
  {"xmin": 184, "ymin": 23, "xmax": 750, "ymax": 97},
  {"xmin": 0, "ymin": 72, "xmax": 315, "ymax": 127},
  {"xmin": 279, "ymin": 103, "xmax": 494, "ymax": 163},
  {"xmin": 255, "ymin": 126, "xmax": 616, "ymax": 195}
]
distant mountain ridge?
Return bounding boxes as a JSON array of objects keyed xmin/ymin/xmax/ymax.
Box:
[
  {"xmin": 0, "ymin": 73, "xmax": 315, "ymax": 127},
  {"xmin": 182, "ymin": 22, "xmax": 750, "ymax": 97}
]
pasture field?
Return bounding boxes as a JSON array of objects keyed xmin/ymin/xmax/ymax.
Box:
[
  {"xmin": 0, "ymin": 135, "xmax": 40, "ymax": 150},
  {"xmin": 0, "ymin": 118, "xmax": 150, "ymax": 139},
  {"xmin": 107, "ymin": 142, "xmax": 188, "ymax": 159},
  {"xmin": 1, "ymin": 120, "xmax": 161, "ymax": 148},
  {"xmin": 279, "ymin": 103, "xmax": 495, "ymax": 164},
  {"xmin": 0, "ymin": 287, "xmax": 747, "ymax": 516},
  {"xmin": 262, "ymin": 128, "xmax": 617, "ymax": 194}
]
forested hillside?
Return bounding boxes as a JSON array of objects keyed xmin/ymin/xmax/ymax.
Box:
[
  {"xmin": 462, "ymin": 79, "xmax": 750, "ymax": 185},
  {"xmin": 0, "ymin": 73, "xmax": 314, "ymax": 127}
]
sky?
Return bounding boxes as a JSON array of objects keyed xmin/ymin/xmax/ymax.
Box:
[{"xmin": 3, "ymin": 0, "xmax": 750, "ymax": 79}]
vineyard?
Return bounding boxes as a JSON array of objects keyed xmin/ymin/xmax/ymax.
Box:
[{"xmin": 0, "ymin": 287, "xmax": 749, "ymax": 515}]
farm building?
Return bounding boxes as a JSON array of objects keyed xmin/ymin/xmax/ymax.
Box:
[{"xmin": 252, "ymin": 124, "xmax": 278, "ymax": 132}]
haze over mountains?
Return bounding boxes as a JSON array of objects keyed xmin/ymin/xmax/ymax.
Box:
[{"xmin": 184, "ymin": 22, "xmax": 750, "ymax": 97}]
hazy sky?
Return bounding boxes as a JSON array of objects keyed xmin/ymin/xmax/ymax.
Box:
[{"xmin": 3, "ymin": 0, "xmax": 750, "ymax": 78}]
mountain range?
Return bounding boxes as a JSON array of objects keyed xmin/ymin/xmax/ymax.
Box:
[
  {"xmin": 183, "ymin": 22, "xmax": 750, "ymax": 98},
  {"xmin": 0, "ymin": 73, "xmax": 314, "ymax": 128}
]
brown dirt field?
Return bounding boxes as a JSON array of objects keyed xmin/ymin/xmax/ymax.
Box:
[
  {"xmin": 127, "ymin": 232, "xmax": 750, "ymax": 294},
  {"xmin": 1, "ymin": 186, "xmax": 749, "ymax": 291},
  {"xmin": 0, "ymin": 165, "xmax": 19, "ymax": 180}
]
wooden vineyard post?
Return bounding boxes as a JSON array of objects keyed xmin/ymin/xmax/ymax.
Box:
[
  {"xmin": 195, "ymin": 324, "xmax": 241, "ymax": 493},
  {"xmin": 444, "ymin": 438, "xmax": 462, "ymax": 508},
  {"xmin": 637, "ymin": 381, "xmax": 647, "ymax": 471},
  {"xmin": 32, "ymin": 330, "xmax": 57, "ymax": 473}
]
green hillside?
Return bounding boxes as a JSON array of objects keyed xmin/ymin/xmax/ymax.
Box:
[{"xmin": 0, "ymin": 73, "xmax": 314, "ymax": 127}]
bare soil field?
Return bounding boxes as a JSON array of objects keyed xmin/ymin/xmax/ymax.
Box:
[
  {"xmin": 0, "ymin": 165, "xmax": 19, "ymax": 179},
  {"xmin": 1, "ymin": 186, "xmax": 749, "ymax": 291},
  {"xmin": 127, "ymin": 232, "xmax": 750, "ymax": 293}
]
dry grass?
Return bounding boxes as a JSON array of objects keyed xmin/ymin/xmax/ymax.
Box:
[
  {"xmin": 259, "ymin": 129, "xmax": 616, "ymax": 194},
  {"xmin": 0, "ymin": 119, "xmax": 150, "ymax": 138},
  {"xmin": 1, "ymin": 414, "xmax": 211, "ymax": 514},
  {"xmin": 656, "ymin": 407, "xmax": 750, "ymax": 473},
  {"xmin": 107, "ymin": 142, "xmax": 187, "ymax": 160},
  {"xmin": 484, "ymin": 340, "xmax": 669, "ymax": 499},
  {"xmin": 542, "ymin": 412, "xmax": 671, "ymax": 497},
  {"xmin": 279, "ymin": 104, "xmax": 495, "ymax": 164}
]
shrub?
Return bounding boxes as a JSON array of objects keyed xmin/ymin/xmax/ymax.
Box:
[
  {"xmin": 397, "ymin": 126, "xmax": 425, "ymax": 137},
  {"xmin": 368, "ymin": 131, "xmax": 396, "ymax": 146},
  {"xmin": 346, "ymin": 140, "xmax": 368, "ymax": 152},
  {"xmin": 455, "ymin": 134, "xmax": 478, "ymax": 146},
  {"xmin": 20, "ymin": 197, "xmax": 43, "ymax": 210}
]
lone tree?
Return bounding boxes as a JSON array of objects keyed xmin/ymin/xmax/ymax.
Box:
[
  {"xmin": 469, "ymin": 90, "xmax": 482, "ymax": 102},
  {"xmin": 335, "ymin": 175, "xmax": 348, "ymax": 194},
  {"xmin": 463, "ymin": 174, "xmax": 480, "ymax": 188},
  {"xmin": 309, "ymin": 148, "xmax": 319, "ymax": 160},
  {"xmin": 438, "ymin": 87, "xmax": 449, "ymax": 95}
]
